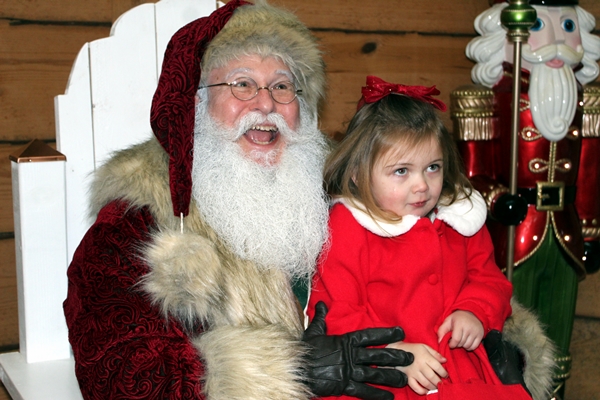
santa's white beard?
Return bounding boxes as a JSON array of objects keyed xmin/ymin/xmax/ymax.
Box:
[
  {"xmin": 524, "ymin": 43, "xmax": 581, "ymax": 141},
  {"xmin": 191, "ymin": 100, "xmax": 329, "ymax": 280}
]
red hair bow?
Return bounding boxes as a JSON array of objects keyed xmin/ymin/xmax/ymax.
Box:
[{"xmin": 357, "ymin": 75, "xmax": 447, "ymax": 112}]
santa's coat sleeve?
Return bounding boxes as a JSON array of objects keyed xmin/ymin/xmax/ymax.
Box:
[{"xmin": 63, "ymin": 200, "xmax": 205, "ymax": 399}]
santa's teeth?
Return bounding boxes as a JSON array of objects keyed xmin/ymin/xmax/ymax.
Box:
[{"xmin": 250, "ymin": 125, "xmax": 277, "ymax": 132}]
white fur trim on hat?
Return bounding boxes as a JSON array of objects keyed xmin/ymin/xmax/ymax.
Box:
[{"xmin": 201, "ymin": 1, "xmax": 326, "ymax": 114}]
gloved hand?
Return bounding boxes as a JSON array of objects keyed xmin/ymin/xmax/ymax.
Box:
[
  {"xmin": 302, "ymin": 301, "xmax": 413, "ymax": 400},
  {"xmin": 483, "ymin": 330, "xmax": 531, "ymax": 397},
  {"xmin": 492, "ymin": 193, "xmax": 528, "ymax": 226},
  {"xmin": 584, "ymin": 241, "xmax": 600, "ymax": 274}
]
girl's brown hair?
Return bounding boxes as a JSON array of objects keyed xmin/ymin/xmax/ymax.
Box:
[{"xmin": 323, "ymin": 92, "xmax": 473, "ymax": 223}]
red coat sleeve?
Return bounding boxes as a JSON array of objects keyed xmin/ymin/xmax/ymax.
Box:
[
  {"xmin": 63, "ymin": 200, "xmax": 205, "ymax": 399},
  {"xmin": 451, "ymin": 226, "xmax": 513, "ymax": 333}
]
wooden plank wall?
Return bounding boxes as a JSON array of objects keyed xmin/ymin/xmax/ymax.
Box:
[{"xmin": 1, "ymin": 1, "xmax": 600, "ymax": 399}]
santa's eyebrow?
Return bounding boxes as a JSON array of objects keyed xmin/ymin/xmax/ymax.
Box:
[
  {"xmin": 224, "ymin": 68, "xmax": 295, "ymax": 83},
  {"xmin": 225, "ymin": 67, "xmax": 252, "ymax": 80},
  {"xmin": 275, "ymin": 69, "xmax": 294, "ymax": 81}
]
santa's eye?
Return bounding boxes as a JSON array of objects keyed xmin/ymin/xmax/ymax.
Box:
[
  {"xmin": 562, "ymin": 19, "xmax": 576, "ymax": 33},
  {"xmin": 531, "ymin": 18, "xmax": 544, "ymax": 32}
]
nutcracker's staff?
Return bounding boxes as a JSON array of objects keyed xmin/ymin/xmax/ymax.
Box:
[{"xmin": 500, "ymin": 0, "xmax": 536, "ymax": 281}]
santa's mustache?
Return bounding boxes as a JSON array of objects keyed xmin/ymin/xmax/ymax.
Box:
[{"xmin": 522, "ymin": 42, "xmax": 584, "ymax": 66}]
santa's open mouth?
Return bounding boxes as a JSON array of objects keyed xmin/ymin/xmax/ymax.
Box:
[{"xmin": 245, "ymin": 125, "xmax": 279, "ymax": 145}]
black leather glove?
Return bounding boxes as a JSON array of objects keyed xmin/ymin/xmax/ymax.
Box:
[
  {"xmin": 584, "ymin": 241, "xmax": 600, "ymax": 274},
  {"xmin": 302, "ymin": 301, "xmax": 413, "ymax": 400},
  {"xmin": 492, "ymin": 193, "xmax": 528, "ymax": 226},
  {"xmin": 483, "ymin": 330, "xmax": 531, "ymax": 397}
]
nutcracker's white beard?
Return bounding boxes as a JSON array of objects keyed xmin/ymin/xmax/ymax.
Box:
[
  {"xmin": 190, "ymin": 99, "xmax": 329, "ymax": 280},
  {"xmin": 524, "ymin": 43, "xmax": 582, "ymax": 141}
]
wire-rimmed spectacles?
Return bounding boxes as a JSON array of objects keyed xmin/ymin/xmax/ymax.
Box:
[{"xmin": 199, "ymin": 77, "xmax": 302, "ymax": 104}]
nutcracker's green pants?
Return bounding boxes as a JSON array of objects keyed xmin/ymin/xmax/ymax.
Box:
[{"xmin": 511, "ymin": 227, "xmax": 579, "ymax": 392}]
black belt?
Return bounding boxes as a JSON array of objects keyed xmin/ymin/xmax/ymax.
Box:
[{"xmin": 518, "ymin": 183, "xmax": 576, "ymax": 211}]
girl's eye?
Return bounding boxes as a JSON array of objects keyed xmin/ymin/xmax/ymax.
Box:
[
  {"xmin": 394, "ymin": 168, "xmax": 408, "ymax": 176},
  {"xmin": 428, "ymin": 164, "xmax": 441, "ymax": 172},
  {"xmin": 531, "ymin": 18, "xmax": 544, "ymax": 32},
  {"xmin": 562, "ymin": 19, "xmax": 576, "ymax": 33}
]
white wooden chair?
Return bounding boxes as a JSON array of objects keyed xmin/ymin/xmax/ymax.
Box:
[{"xmin": 1, "ymin": 1, "xmax": 217, "ymax": 398}]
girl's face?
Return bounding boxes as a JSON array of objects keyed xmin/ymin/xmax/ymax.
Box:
[{"xmin": 370, "ymin": 136, "xmax": 444, "ymax": 218}]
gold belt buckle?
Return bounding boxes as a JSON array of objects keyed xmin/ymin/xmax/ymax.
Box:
[{"xmin": 536, "ymin": 181, "xmax": 565, "ymax": 211}]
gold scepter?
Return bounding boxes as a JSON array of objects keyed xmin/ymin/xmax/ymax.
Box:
[{"xmin": 500, "ymin": 1, "xmax": 536, "ymax": 281}]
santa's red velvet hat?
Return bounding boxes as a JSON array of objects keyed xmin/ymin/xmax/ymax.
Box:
[{"xmin": 150, "ymin": 1, "xmax": 325, "ymax": 217}]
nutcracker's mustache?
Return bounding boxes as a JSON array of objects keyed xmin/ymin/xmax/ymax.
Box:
[{"xmin": 523, "ymin": 42, "xmax": 584, "ymax": 66}]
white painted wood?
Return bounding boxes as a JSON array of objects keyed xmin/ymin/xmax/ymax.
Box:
[
  {"xmin": 90, "ymin": 3, "xmax": 157, "ymax": 168},
  {"xmin": 55, "ymin": 43, "xmax": 95, "ymax": 264},
  {"xmin": 11, "ymin": 161, "xmax": 70, "ymax": 363},
  {"xmin": 0, "ymin": 353, "xmax": 82, "ymax": 400}
]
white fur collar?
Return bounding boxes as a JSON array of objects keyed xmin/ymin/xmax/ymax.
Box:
[{"xmin": 335, "ymin": 190, "xmax": 486, "ymax": 238}]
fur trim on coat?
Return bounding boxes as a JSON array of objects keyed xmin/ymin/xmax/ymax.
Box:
[
  {"xmin": 90, "ymin": 137, "xmax": 309, "ymax": 399},
  {"xmin": 334, "ymin": 190, "xmax": 487, "ymax": 238},
  {"xmin": 504, "ymin": 298, "xmax": 556, "ymax": 400}
]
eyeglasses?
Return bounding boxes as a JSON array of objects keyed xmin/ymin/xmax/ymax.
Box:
[{"xmin": 199, "ymin": 77, "xmax": 302, "ymax": 104}]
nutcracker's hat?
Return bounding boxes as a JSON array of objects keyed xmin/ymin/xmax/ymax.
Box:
[
  {"xmin": 490, "ymin": 0, "xmax": 578, "ymax": 5},
  {"xmin": 150, "ymin": 0, "xmax": 325, "ymax": 217}
]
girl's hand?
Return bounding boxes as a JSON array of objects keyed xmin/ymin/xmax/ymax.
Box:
[
  {"xmin": 386, "ymin": 341, "xmax": 447, "ymax": 395},
  {"xmin": 437, "ymin": 310, "xmax": 484, "ymax": 351}
]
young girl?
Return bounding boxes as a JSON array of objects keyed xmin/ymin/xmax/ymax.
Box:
[{"xmin": 307, "ymin": 76, "xmax": 515, "ymax": 399}]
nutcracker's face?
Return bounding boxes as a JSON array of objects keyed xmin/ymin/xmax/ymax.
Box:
[
  {"xmin": 505, "ymin": 6, "xmax": 584, "ymax": 71},
  {"xmin": 506, "ymin": 5, "xmax": 584, "ymax": 141}
]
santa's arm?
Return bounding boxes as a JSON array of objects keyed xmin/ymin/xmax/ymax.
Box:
[{"xmin": 63, "ymin": 200, "xmax": 206, "ymax": 399}]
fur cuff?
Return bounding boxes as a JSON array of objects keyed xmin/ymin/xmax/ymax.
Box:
[
  {"xmin": 141, "ymin": 230, "xmax": 224, "ymax": 327},
  {"xmin": 503, "ymin": 298, "xmax": 556, "ymax": 400},
  {"xmin": 194, "ymin": 325, "xmax": 310, "ymax": 400}
]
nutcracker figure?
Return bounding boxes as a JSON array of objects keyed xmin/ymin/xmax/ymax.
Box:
[{"xmin": 452, "ymin": 0, "xmax": 600, "ymax": 397}]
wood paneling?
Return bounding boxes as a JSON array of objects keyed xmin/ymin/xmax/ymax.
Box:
[
  {"xmin": 0, "ymin": 145, "xmax": 15, "ymax": 233},
  {"xmin": 317, "ymin": 31, "xmax": 474, "ymax": 136},
  {"xmin": 1, "ymin": 0, "xmax": 599, "ymax": 31},
  {"xmin": 565, "ymin": 316, "xmax": 600, "ymax": 400},
  {"xmin": 0, "ymin": 239, "xmax": 17, "ymax": 348},
  {"xmin": 0, "ymin": 383, "xmax": 9, "ymax": 400},
  {"xmin": 258, "ymin": 0, "xmax": 600, "ymax": 35},
  {"xmin": 576, "ymin": 270, "xmax": 600, "ymax": 318},
  {"xmin": 0, "ymin": 21, "xmax": 109, "ymax": 142},
  {"xmin": 270, "ymin": 0, "xmax": 489, "ymax": 33},
  {"xmin": 0, "ymin": 0, "xmax": 146, "ymax": 23}
]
